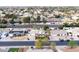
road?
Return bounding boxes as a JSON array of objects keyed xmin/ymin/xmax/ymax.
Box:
[
  {"xmin": 1, "ymin": 24, "xmax": 62, "ymax": 28},
  {"xmin": 0, "ymin": 41, "xmax": 79, "ymax": 46}
]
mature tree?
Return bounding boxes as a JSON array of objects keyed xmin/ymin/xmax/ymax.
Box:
[
  {"xmin": 1, "ymin": 20, "xmax": 8, "ymax": 24},
  {"xmin": 4, "ymin": 14, "xmax": 17, "ymax": 19},
  {"xmin": 2, "ymin": 12, "xmax": 5, "ymax": 14},
  {"xmin": 77, "ymin": 19, "xmax": 79, "ymax": 22},
  {"xmin": 69, "ymin": 23, "xmax": 76, "ymax": 27},
  {"xmin": 63, "ymin": 23, "xmax": 69, "ymax": 27},
  {"xmin": 57, "ymin": 34, "xmax": 60, "ymax": 36},
  {"xmin": 43, "ymin": 25, "xmax": 49, "ymax": 31},
  {"xmin": 9, "ymin": 19, "xmax": 15, "ymax": 24},
  {"xmin": 41, "ymin": 35, "xmax": 49, "ymax": 44},
  {"xmin": 23, "ymin": 17, "xmax": 31, "ymax": 23},
  {"xmin": 18, "ymin": 21, "xmax": 22, "ymax": 24},
  {"xmin": 36, "ymin": 15, "xmax": 41, "ymax": 23},
  {"xmin": 35, "ymin": 39, "xmax": 43, "ymax": 49},
  {"xmin": 75, "ymin": 23, "xmax": 79, "ymax": 27},
  {"xmin": 42, "ymin": 18, "xmax": 47, "ymax": 23},
  {"xmin": 0, "ymin": 19, "xmax": 7, "ymax": 24},
  {"xmin": 55, "ymin": 15, "xmax": 61, "ymax": 18},
  {"xmin": 12, "ymin": 14, "xmax": 17, "ymax": 19},
  {"xmin": 58, "ymin": 25, "xmax": 63, "ymax": 29},
  {"xmin": 0, "ymin": 24, "xmax": 7, "ymax": 28},
  {"xmin": 20, "ymin": 9, "xmax": 24, "ymax": 11},
  {"xmin": 0, "ymin": 20, "xmax": 2, "ymax": 24}
]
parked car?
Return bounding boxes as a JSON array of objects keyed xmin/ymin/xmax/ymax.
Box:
[
  {"xmin": 9, "ymin": 31, "xmax": 28, "ymax": 37},
  {"xmin": 1, "ymin": 32, "xmax": 9, "ymax": 38}
]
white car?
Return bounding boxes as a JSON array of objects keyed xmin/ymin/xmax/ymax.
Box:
[
  {"xmin": 9, "ymin": 34, "xmax": 14, "ymax": 37},
  {"xmin": 1, "ymin": 32, "xmax": 8, "ymax": 38}
]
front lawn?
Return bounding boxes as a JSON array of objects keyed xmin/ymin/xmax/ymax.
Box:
[{"xmin": 8, "ymin": 48, "xmax": 19, "ymax": 52}]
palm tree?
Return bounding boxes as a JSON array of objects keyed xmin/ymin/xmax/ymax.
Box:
[{"xmin": 50, "ymin": 42, "xmax": 57, "ymax": 52}]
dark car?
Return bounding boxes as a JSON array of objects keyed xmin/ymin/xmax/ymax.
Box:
[{"xmin": 59, "ymin": 38, "xmax": 64, "ymax": 42}]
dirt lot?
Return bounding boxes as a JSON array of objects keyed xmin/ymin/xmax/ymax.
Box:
[
  {"xmin": 12, "ymin": 35, "xmax": 29, "ymax": 40},
  {"xmin": 18, "ymin": 47, "xmax": 29, "ymax": 52},
  {"xmin": 61, "ymin": 46, "xmax": 79, "ymax": 52}
]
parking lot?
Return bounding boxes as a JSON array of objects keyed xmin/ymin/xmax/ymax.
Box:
[{"xmin": 50, "ymin": 27, "xmax": 79, "ymax": 41}]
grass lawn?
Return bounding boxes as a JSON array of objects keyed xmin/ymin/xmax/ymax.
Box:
[{"xmin": 8, "ymin": 48, "xmax": 19, "ymax": 52}]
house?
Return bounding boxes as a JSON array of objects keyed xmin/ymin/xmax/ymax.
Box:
[{"xmin": 47, "ymin": 18, "xmax": 63, "ymax": 25}]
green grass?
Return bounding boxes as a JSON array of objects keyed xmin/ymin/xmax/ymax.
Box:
[{"xmin": 8, "ymin": 48, "xmax": 19, "ymax": 52}]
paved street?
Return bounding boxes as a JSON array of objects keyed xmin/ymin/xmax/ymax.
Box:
[
  {"xmin": 5, "ymin": 24, "xmax": 61, "ymax": 28},
  {"xmin": 0, "ymin": 41, "xmax": 79, "ymax": 46}
]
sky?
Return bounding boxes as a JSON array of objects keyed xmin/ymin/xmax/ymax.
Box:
[{"xmin": 0, "ymin": 0, "xmax": 79, "ymax": 6}]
